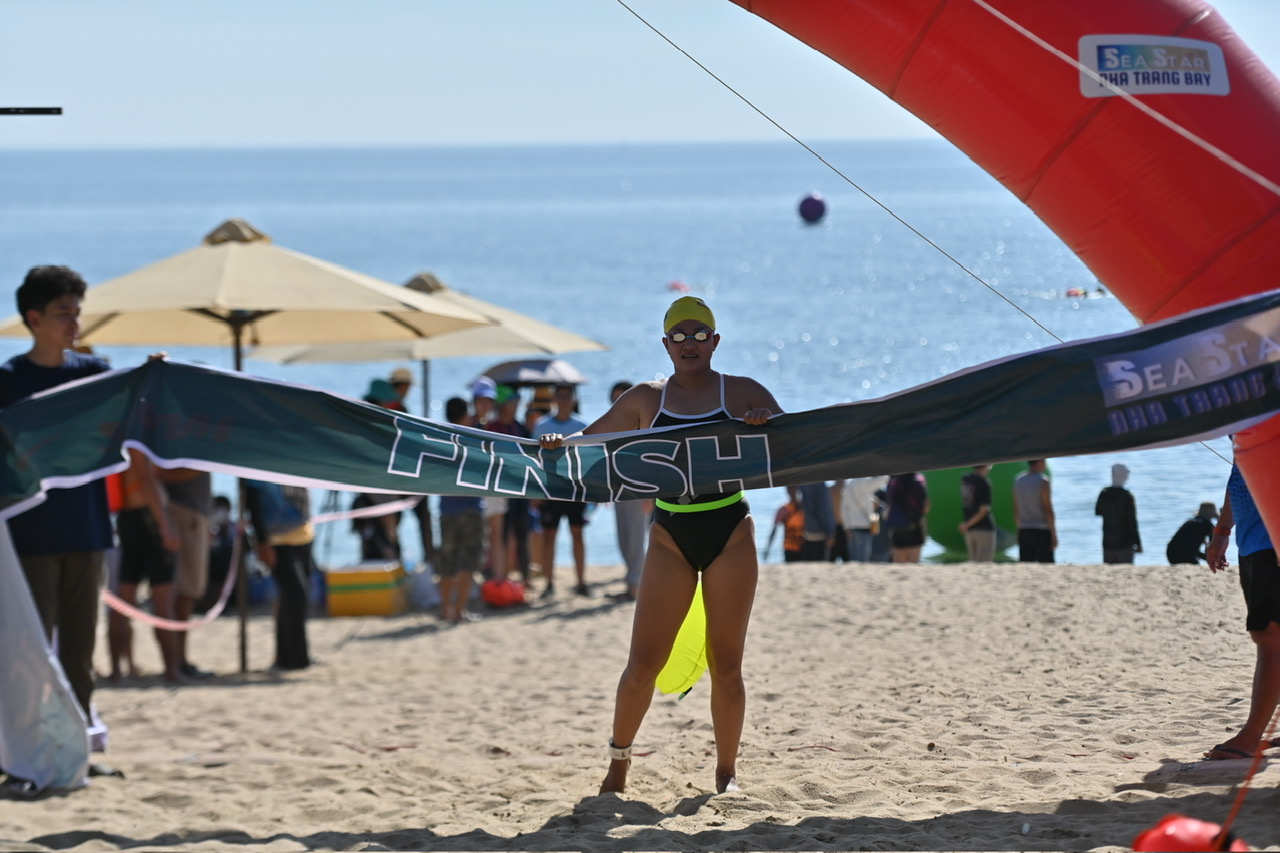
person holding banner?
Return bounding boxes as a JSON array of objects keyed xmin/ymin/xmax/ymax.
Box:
[
  {"xmin": 538, "ymin": 296, "xmax": 781, "ymax": 795},
  {"xmin": 1203, "ymin": 463, "xmax": 1280, "ymax": 761}
]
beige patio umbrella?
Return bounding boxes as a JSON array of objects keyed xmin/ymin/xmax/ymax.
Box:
[
  {"xmin": 250, "ymin": 272, "xmax": 608, "ymax": 411},
  {"xmin": 0, "ymin": 220, "xmax": 492, "ymax": 370}
]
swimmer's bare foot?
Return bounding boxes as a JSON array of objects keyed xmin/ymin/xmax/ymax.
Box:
[
  {"xmin": 600, "ymin": 758, "xmax": 629, "ymax": 794},
  {"xmin": 600, "ymin": 739, "xmax": 631, "ymax": 794},
  {"xmin": 715, "ymin": 769, "xmax": 740, "ymax": 793}
]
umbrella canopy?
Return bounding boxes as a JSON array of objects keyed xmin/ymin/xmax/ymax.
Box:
[
  {"xmin": 249, "ymin": 271, "xmax": 606, "ymax": 411},
  {"xmin": 0, "ymin": 220, "xmax": 491, "ymax": 369},
  {"xmin": 481, "ymin": 358, "xmax": 587, "ymax": 388},
  {"xmin": 249, "ymin": 272, "xmax": 607, "ymax": 364}
]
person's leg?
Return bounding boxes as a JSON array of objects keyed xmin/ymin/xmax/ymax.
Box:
[
  {"xmin": 1036, "ymin": 530, "xmax": 1055, "ymax": 563},
  {"xmin": 107, "ymin": 606, "xmax": 132, "ymax": 680},
  {"xmin": 1018, "ymin": 529, "xmax": 1032, "ymax": 562},
  {"xmin": 973, "ymin": 530, "xmax": 996, "ymax": 563},
  {"xmin": 701, "ymin": 516, "xmax": 759, "ymax": 793},
  {"xmin": 798, "ymin": 540, "xmax": 825, "ymax": 562},
  {"xmin": 57, "ymin": 552, "xmax": 104, "ymax": 717},
  {"xmin": 616, "ymin": 500, "xmax": 648, "ymax": 593},
  {"xmin": 487, "ymin": 513, "xmax": 506, "ymax": 580},
  {"xmin": 849, "ymin": 529, "xmax": 873, "ymax": 563},
  {"xmin": 601, "ymin": 524, "xmax": 698, "ymax": 794},
  {"xmin": 1208, "ymin": 550, "xmax": 1280, "ymax": 758},
  {"xmin": 541, "ymin": 513, "xmax": 559, "ymax": 596},
  {"xmin": 437, "ymin": 514, "xmax": 462, "ymax": 621},
  {"xmin": 570, "ymin": 523, "xmax": 587, "ymax": 593},
  {"xmin": 1206, "ymin": 622, "xmax": 1280, "ymax": 758},
  {"xmin": 270, "ymin": 545, "xmax": 311, "ymax": 669},
  {"xmin": 171, "ymin": 504, "xmax": 210, "ymax": 675},
  {"xmin": 486, "ymin": 502, "xmax": 506, "ymax": 581},
  {"xmin": 412, "ymin": 497, "xmax": 434, "ymax": 566},
  {"xmin": 115, "ymin": 581, "xmax": 142, "ymax": 681},
  {"xmin": 17, "ymin": 554, "xmax": 59, "ymax": 643},
  {"xmin": 150, "ymin": 581, "xmax": 182, "ymax": 682}
]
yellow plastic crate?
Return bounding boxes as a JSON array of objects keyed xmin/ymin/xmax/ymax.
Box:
[{"xmin": 324, "ymin": 561, "xmax": 407, "ymax": 617}]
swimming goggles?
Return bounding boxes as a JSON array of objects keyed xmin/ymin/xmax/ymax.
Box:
[{"xmin": 667, "ymin": 329, "xmax": 713, "ymax": 343}]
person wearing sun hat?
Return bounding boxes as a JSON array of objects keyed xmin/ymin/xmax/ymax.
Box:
[
  {"xmin": 1167, "ymin": 500, "xmax": 1220, "ymax": 565},
  {"xmin": 388, "ymin": 366, "xmax": 413, "ymax": 409},
  {"xmin": 538, "ymin": 294, "xmax": 781, "ymax": 796}
]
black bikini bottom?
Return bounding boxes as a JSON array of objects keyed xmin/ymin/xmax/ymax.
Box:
[{"xmin": 652, "ymin": 496, "xmax": 751, "ymax": 571}]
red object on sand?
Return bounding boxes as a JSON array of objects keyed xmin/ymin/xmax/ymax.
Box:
[
  {"xmin": 481, "ymin": 578, "xmax": 526, "ymax": 608},
  {"xmin": 1132, "ymin": 814, "xmax": 1249, "ymax": 852}
]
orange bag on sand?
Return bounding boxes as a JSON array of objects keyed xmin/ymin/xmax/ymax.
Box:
[{"xmin": 481, "ymin": 578, "xmax": 526, "ymax": 608}]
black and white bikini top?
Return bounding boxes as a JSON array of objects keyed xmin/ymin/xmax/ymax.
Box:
[
  {"xmin": 650, "ymin": 373, "xmax": 732, "ymax": 429},
  {"xmin": 650, "ymin": 374, "xmax": 743, "ymax": 511}
]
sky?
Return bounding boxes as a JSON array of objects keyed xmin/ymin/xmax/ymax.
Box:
[{"xmin": 1, "ymin": 0, "xmax": 1278, "ymax": 149}]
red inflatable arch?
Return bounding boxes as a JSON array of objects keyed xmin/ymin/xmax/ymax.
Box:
[{"xmin": 730, "ymin": 0, "xmax": 1280, "ymax": 539}]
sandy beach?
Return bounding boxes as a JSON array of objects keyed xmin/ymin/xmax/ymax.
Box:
[{"xmin": 2, "ymin": 560, "xmax": 1278, "ymax": 852}]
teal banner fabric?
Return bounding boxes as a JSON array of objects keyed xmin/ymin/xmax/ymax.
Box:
[{"xmin": 4, "ymin": 290, "xmax": 1280, "ymax": 519}]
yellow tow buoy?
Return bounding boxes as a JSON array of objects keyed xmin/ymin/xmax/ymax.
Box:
[{"xmin": 655, "ymin": 583, "xmax": 707, "ymax": 696}]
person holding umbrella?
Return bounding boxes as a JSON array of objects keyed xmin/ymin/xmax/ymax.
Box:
[{"xmin": 538, "ymin": 296, "xmax": 781, "ymax": 795}]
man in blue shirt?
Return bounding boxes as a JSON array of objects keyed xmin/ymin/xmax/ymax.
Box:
[
  {"xmin": 0, "ymin": 267, "xmax": 113, "ymax": 719},
  {"xmin": 1204, "ymin": 462, "xmax": 1280, "ymax": 761},
  {"xmin": 532, "ymin": 384, "xmax": 589, "ymax": 598}
]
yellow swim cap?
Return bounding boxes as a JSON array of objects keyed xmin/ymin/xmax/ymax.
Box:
[{"xmin": 663, "ymin": 296, "xmax": 716, "ymax": 334}]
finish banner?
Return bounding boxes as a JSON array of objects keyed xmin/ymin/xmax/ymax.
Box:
[{"xmin": 5, "ymin": 289, "xmax": 1280, "ymax": 519}]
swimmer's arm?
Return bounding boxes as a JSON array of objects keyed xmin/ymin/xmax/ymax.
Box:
[{"xmin": 735, "ymin": 377, "xmax": 783, "ymax": 426}]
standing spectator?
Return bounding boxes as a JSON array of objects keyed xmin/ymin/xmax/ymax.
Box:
[
  {"xmin": 385, "ymin": 368, "xmax": 434, "ymax": 566},
  {"xmin": 159, "ymin": 468, "xmax": 215, "ymax": 678},
  {"xmin": 486, "ymin": 385, "xmax": 528, "ymax": 580},
  {"xmin": 0, "ymin": 266, "xmax": 113, "ymax": 720},
  {"xmin": 1013, "ymin": 460, "xmax": 1057, "ymax": 563},
  {"xmin": 798, "ymin": 481, "xmax": 836, "ymax": 561},
  {"xmin": 870, "ymin": 485, "xmax": 893, "ymax": 562},
  {"xmin": 244, "ymin": 481, "xmax": 316, "ymax": 671},
  {"xmin": 470, "ymin": 376, "xmax": 497, "ymax": 427},
  {"xmin": 885, "ymin": 472, "xmax": 929, "ymax": 563},
  {"xmin": 114, "ymin": 448, "xmax": 183, "ymax": 682},
  {"xmin": 1203, "ymin": 462, "xmax": 1280, "ymax": 761},
  {"xmin": 350, "ymin": 492, "xmax": 402, "ymax": 562},
  {"xmin": 609, "ymin": 381, "xmax": 649, "ymax": 601},
  {"xmin": 199, "ymin": 494, "xmax": 235, "ymax": 613},
  {"xmin": 838, "ymin": 476, "xmax": 888, "ymax": 563},
  {"xmin": 532, "ymin": 384, "xmax": 590, "ymax": 598},
  {"xmin": 958, "ymin": 464, "xmax": 996, "ymax": 562},
  {"xmin": 1095, "ymin": 463, "xmax": 1142, "ymax": 564},
  {"xmin": 437, "ymin": 397, "xmax": 484, "ymax": 623},
  {"xmin": 388, "ymin": 366, "xmax": 414, "ymax": 411},
  {"xmin": 775, "ymin": 486, "xmax": 806, "ymax": 563},
  {"xmin": 1167, "ymin": 502, "xmax": 1219, "ymax": 565}
]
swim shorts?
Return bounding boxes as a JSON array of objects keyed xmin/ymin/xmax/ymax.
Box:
[
  {"xmin": 1239, "ymin": 548, "xmax": 1280, "ymax": 632},
  {"xmin": 117, "ymin": 506, "xmax": 176, "ymax": 587},
  {"xmin": 540, "ymin": 500, "xmax": 587, "ymax": 530}
]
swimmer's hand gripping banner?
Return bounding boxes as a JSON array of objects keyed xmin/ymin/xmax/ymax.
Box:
[{"xmin": 4, "ymin": 290, "xmax": 1280, "ymax": 517}]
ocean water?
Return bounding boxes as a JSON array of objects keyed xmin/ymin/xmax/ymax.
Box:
[{"xmin": 0, "ymin": 142, "xmax": 1235, "ymax": 569}]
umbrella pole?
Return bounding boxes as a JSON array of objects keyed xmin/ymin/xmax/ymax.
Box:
[
  {"xmin": 419, "ymin": 359, "xmax": 430, "ymax": 418},
  {"xmin": 232, "ymin": 326, "xmax": 249, "ymax": 673},
  {"xmin": 236, "ymin": 481, "xmax": 249, "ymax": 674}
]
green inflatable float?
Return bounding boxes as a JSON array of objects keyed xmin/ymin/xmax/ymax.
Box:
[{"xmin": 922, "ymin": 461, "xmax": 1043, "ymax": 562}]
